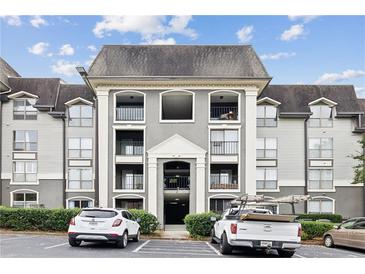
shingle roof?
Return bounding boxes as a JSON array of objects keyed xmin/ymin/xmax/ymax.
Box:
[
  {"xmin": 260, "ymin": 85, "xmax": 362, "ymax": 114},
  {"xmin": 55, "ymin": 84, "xmax": 94, "ymax": 112},
  {"xmin": 7, "ymin": 77, "xmax": 61, "ymax": 106},
  {"xmin": 0, "ymin": 57, "xmax": 21, "ymax": 90},
  {"xmin": 88, "ymin": 45, "xmax": 270, "ymax": 78}
]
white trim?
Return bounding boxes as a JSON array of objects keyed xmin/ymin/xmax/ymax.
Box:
[
  {"xmin": 10, "ymin": 189, "xmax": 39, "ymax": 207},
  {"xmin": 257, "ymin": 97, "xmax": 281, "ymax": 106},
  {"xmin": 8, "ymin": 91, "xmax": 39, "ymax": 99},
  {"xmin": 113, "ymin": 90, "xmax": 146, "ymax": 124},
  {"xmin": 112, "ymin": 194, "xmax": 146, "ymax": 210},
  {"xmin": 159, "ymin": 89, "xmax": 195, "ymax": 123},
  {"xmin": 208, "ymin": 90, "xmax": 241, "ymax": 124},
  {"xmin": 64, "ymin": 97, "xmax": 93, "ymax": 106},
  {"xmin": 308, "ymin": 189, "xmax": 336, "ymax": 193},
  {"xmin": 66, "ymin": 196, "xmax": 95, "ymax": 209},
  {"xmin": 308, "ymin": 97, "xmax": 338, "ymax": 107},
  {"xmin": 65, "ymin": 189, "xmax": 95, "ymax": 193},
  {"xmin": 308, "ymin": 196, "xmax": 335, "ymax": 214}
]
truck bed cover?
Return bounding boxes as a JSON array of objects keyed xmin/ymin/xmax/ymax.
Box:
[{"xmin": 240, "ymin": 213, "xmax": 297, "ymax": 222}]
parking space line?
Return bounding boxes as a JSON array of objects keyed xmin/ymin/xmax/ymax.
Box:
[
  {"xmin": 0, "ymin": 235, "xmax": 39, "ymax": 241},
  {"xmin": 132, "ymin": 240, "xmax": 150, "ymax": 253},
  {"xmin": 44, "ymin": 242, "xmax": 69, "ymax": 250},
  {"xmin": 136, "ymin": 250, "xmax": 218, "ymax": 256},
  {"xmin": 141, "ymin": 247, "xmax": 214, "ymax": 253},
  {"xmin": 206, "ymin": 242, "xmax": 222, "ymax": 256}
]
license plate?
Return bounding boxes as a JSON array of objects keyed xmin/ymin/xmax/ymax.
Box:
[
  {"xmin": 260, "ymin": 241, "xmax": 272, "ymax": 247},
  {"xmin": 89, "ymin": 221, "xmax": 98, "ymax": 226}
]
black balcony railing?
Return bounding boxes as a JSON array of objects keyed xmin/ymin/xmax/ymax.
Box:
[
  {"xmin": 211, "ymin": 141, "xmax": 238, "ymax": 155},
  {"xmin": 210, "ymin": 106, "xmax": 238, "ymax": 120},
  {"xmin": 116, "ymin": 106, "xmax": 144, "ymax": 121},
  {"xmin": 210, "ymin": 174, "xmax": 238, "ymax": 189},
  {"xmin": 164, "ymin": 176, "xmax": 190, "ymax": 190},
  {"xmin": 116, "ymin": 174, "xmax": 143, "ymax": 190},
  {"xmin": 116, "ymin": 140, "xmax": 143, "ymax": 155}
]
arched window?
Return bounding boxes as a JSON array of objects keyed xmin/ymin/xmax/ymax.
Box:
[
  {"xmin": 115, "ymin": 90, "xmax": 145, "ymax": 122},
  {"xmin": 113, "ymin": 194, "xmax": 144, "ymax": 210},
  {"xmin": 160, "ymin": 90, "xmax": 194, "ymax": 121},
  {"xmin": 11, "ymin": 189, "xmax": 38, "ymax": 208},
  {"xmin": 67, "ymin": 196, "xmax": 94, "ymax": 209},
  {"xmin": 308, "ymin": 196, "xmax": 334, "ymax": 214},
  {"xmin": 209, "ymin": 90, "xmax": 239, "ymax": 121},
  {"xmin": 208, "ymin": 194, "xmax": 238, "ymax": 214}
]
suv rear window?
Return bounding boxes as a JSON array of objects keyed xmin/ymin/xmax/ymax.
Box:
[{"xmin": 79, "ymin": 210, "xmax": 117, "ymax": 218}]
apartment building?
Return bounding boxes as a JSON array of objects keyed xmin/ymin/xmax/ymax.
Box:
[{"xmin": 1, "ymin": 45, "xmax": 364, "ymax": 228}]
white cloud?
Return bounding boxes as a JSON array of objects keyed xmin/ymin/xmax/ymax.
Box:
[
  {"xmin": 51, "ymin": 60, "xmax": 80, "ymax": 76},
  {"xmin": 1, "ymin": 16, "xmax": 22, "ymax": 26},
  {"xmin": 288, "ymin": 15, "xmax": 319, "ymax": 23},
  {"xmin": 144, "ymin": 37, "xmax": 176, "ymax": 45},
  {"xmin": 355, "ymin": 87, "xmax": 365, "ymax": 98},
  {"xmin": 30, "ymin": 16, "xmax": 47, "ymax": 28},
  {"xmin": 58, "ymin": 44, "xmax": 75, "ymax": 56},
  {"xmin": 27, "ymin": 42, "xmax": 49, "ymax": 56},
  {"xmin": 260, "ymin": 52, "xmax": 296, "ymax": 60},
  {"xmin": 280, "ymin": 24, "xmax": 305, "ymax": 41},
  {"xmin": 87, "ymin": 45, "xmax": 98, "ymax": 52},
  {"xmin": 236, "ymin": 25, "xmax": 254, "ymax": 43},
  {"xmin": 92, "ymin": 15, "xmax": 197, "ymax": 42},
  {"xmin": 315, "ymin": 69, "xmax": 365, "ymax": 84}
]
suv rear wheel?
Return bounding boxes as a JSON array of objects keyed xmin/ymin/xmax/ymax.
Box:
[
  {"xmin": 116, "ymin": 231, "xmax": 128, "ymax": 248},
  {"xmin": 277, "ymin": 249, "xmax": 295, "ymax": 258},
  {"xmin": 68, "ymin": 238, "xmax": 81, "ymax": 247},
  {"xmin": 219, "ymin": 232, "xmax": 232, "ymax": 254}
]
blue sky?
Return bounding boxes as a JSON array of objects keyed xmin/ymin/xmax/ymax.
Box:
[{"xmin": 1, "ymin": 15, "xmax": 365, "ymax": 97}]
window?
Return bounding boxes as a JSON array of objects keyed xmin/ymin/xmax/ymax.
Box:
[
  {"xmin": 12, "ymin": 192, "xmax": 37, "ymax": 208},
  {"xmin": 68, "ymin": 105, "xmax": 93, "ymax": 127},
  {"xmin": 210, "ymin": 199, "xmax": 234, "ymax": 214},
  {"xmin": 115, "ymin": 92, "xmax": 144, "ymax": 121},
  {"xmin": 308, "ymin": 198, "xmax": 334, "ymax": 214},
  {"xmin": 210, "ymin": 129, "xmax": 238, "ymax": 155},
  {"xmin": 68, "ymin": 199, "xmax": 93, "ymax": 209},
  {"xmin": 353, "ymin": 221, "xmax": 365, "ymax": 229},
  {"xmin": 309, "ymin": 138, "xmax": 333, "ymax": 158},
  {"xmin": 115, "ymin": 199, "xmax": 143, "ymax": 210},
  {"xmin": 13, "ymin": 98, "xmax": 37, "ymax": 120},
  {"xmin": 309, "ymin": 105, "xmax": 333, "ymax": 128},
  {"xmin": 210, "ymin": 91, "xmax": 239, "ymax": 121},
  {"xmin": 257, "ymin": 105, "xmax": 277, "ymax": 127},
  {"xmin": 256, "ymin": 168, "xmax": 277, "ymax": 190},
  {"xmin": 161, "ymin": 91, "xmax": 193, "ymax": 121},
  {"xmin": 68, "ymin": 138, "xmax": 92, "ymax": 158},
  {"xmin": 210, "ymin": 164, "xmax": 238, "ymax": 190},
  {"xmin": 256, "ymin": 138, "xmax": 277, "ymax": 158},
  {"xmin": 68, "ymin": 168, "xmax": 93, "ymax": 190},
  {"xmin": 13, "ymin": 130, "xmax": 37, "ymax": 151},
  {"xmin": 13, "ymin": 161, "xmax": 37, "ymax": 182},
  {"xmin": 309, "ymin": 169, "xmax": 333, "ymax": 189}
]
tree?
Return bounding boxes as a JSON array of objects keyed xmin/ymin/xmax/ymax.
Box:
[{"xmin": 352, "ymin": 134, "xmax": 365, "ymax": 185}]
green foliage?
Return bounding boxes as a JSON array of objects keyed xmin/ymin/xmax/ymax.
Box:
[
  {"xmin": 0, "ymin": 207, "xmax": 80, "ymax": 231},
  {"xmin": 300, "ymin": 221, "xmax": 334, "ymax": 240},
  {"xmin": 129, "ymin": 209, "xmax": 159, "ymax": 234},
  {"xmin": 352, "ymin": 135, "xmax": 365, "ymax": 184},
  {"xmin": 297, "ymin": 213, "xmax": 342, "ymax": 223},
  {"xmin": 184, "ymin": 212, "xmax": 221, "ymax": 238}
]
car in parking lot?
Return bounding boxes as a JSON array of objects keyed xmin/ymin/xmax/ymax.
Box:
[
  {"xmin": 68, "ymin": 208, "xmax": 140, "ymax": 248},
  {"xmin": 323, "ymin": 217, "xmax": 365, "ymax": 250}
]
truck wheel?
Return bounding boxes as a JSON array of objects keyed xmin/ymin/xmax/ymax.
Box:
[
  {"xmin": 220, "ymin": 232, "xmax": 232, "ymax": 254},
  {"xmin": 210, "ymin": 228, "xmax": 217, "ymax": 244},
  {"xmin": 277, "ymin": 249, "xmax": 295, "ymax": 258},
  {"xmin": 324, "ymin": 235, "xmax": 334, "ymax": 248},
  {"xmin": 68, "ymin": 238, "xmax": 81, "ymax": 247},
  {"xmin": 116, "ymin": 231, "xmax": 128, "ymax": 248}
]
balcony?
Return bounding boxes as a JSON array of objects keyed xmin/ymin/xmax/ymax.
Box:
[
  {"xmin": 211, "ymin": 141, "xmax": 238, "ymax": 155},
  {"xmin": 164, "ymin": 175, "xmax": 190, "ymax": 190},
  {"xmin": 117, "ymin": 174, "xmax": 143, "ymax": 190},
  {"xmin": 116, "ymin": 106, "xmax": 144, "ymax": 121},
  {"xmin": 115, "ymin": 130, "xmax": 143, "ymax": 164},
  {"xmin": 210, "ymin": 164, "xmax": 238, "ymax": 190},
  {"xmin": 210, "ymin": 106, "xmax": 238, "ymax": 120},
  {"xmin": 116, "ymin": 140, "xmax": 143, "ymax": 155},
  {"xmin": 210, "ymin": 91, "xmax": 239, "ymax": 122},
  {"xmin": 115, "ymin": 164, "xmax": 143, "ymax": 190}
]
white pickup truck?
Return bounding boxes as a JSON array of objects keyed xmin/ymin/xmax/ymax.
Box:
[{"xmin": 211, "ymin": 207, "xmax": 302, "ymax": 257}]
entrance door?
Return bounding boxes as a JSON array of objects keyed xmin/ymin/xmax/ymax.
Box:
[{"xmin": 164, "ymin": 200, "xmax": 189, "ymax": 225}]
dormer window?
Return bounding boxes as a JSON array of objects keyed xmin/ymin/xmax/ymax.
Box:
[
  {"xmin": 309, "ymin": 105, "xmax": 333, "ymax": 128},
  {"xmin": 68, "ymin": 105, "xmax": 93, "ymax": 127},
  {"xmin": 257, "ymin": 105, "xmax": 277, "ymax": 127},
  {"xmin": 13, "ymin": 98, "xmax": 37, "ymax": 120}
]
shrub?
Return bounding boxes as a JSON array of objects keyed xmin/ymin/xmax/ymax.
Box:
[
  {"xmin": 298, "ymin": 214, "xmax": 342, "ymax": 223},
  {"xmin": 129, "ymin": 209, "xmax": 159, "ymax": 234},
  {"xmin": 0, "ymin": 207, "xmax": 80, "ymax": 231},
  {"xmin": 184, "ymin": 212, "xmax": 221, "ymax": 238},
  {"xmin": 300, "ymin": 221, "xmax": 335, "ymax": 240}
]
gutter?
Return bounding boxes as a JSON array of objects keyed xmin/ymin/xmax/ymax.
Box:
[{"xmin": 62, "ymin": 117, "xmax": 66, "ymax": 208}]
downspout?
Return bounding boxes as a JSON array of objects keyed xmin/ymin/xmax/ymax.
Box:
[
  {"xmin": 94, "ymin": 96, "xmax": 99, "ymax": 207},
  {"xmin": 363, "ymin": 135, "xmax": 365, "ymax": 216},
  {"xmin": 62, "ymin": 117, "xmax": 66, "ymax": 208},
  {"xmin": 0, "ymin": 100, "xmax": 2, "ymax": 205},
  {"xmin": 304, "ymin": 115, "xmax": 310, "ymax": 213}
]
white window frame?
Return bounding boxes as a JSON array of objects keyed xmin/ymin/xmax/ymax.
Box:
[
  {"xmin": 308, "ymin": 137, "xmax": 333, "ymax": 159},
  {"xmin": 10, "ymin": 189, "xmax": 39, "ymax": 208},
  {"xmin": 256, "ymin": 137, "xmax": 277, "ymax": 159},
  {"xmin": 159, "ymin": 89, "xmax": 195, "ymax": 123},
  {"xmin": 308, "ymin": 196, "xmax": 335, "ymax": 214},
  {"xmin": 13, "ymin": 130, "xmax": 38, "ymax": 152},
  {"xmin": 114, "ymin": 90, "xmax": 146, "ymax": 124},
  {"xmin": 13, "ymin": 98, "xmax": 38, "ymax": 120},
  {"xmin": 256, "ymin": 168, "xmax": 279, "ymax": 192},
  {"xmin": 208, "ymin": 90, "xmax": 241, "ymax": 123},
  {"xmin": 68, "ymin": 137, "xmax": 93, "ymax": 159},
  {"xmin": 66, "ymin": 168, "xmax": 94, "ymax": 192},
  {"xmin": 66, "ymin": 196, "xmax": 94, "ymax": 209},
  {"xmin": 308, "ymin": 169, "xmax": 334, "ymax": 191},
  {"xmin": 112, "ymin": 194, "xmax": 145, "ymax": 210},
  {"xmin": 68, "ymin": 104, "xmax": 93, "ymax": 127},
  {"xmin": 11, "ymin": 160, "xmax": 38, "ymax": 185},
  {"xmin": 309, "ymin": 104, "xmax": 333, "ymax": 128},
  {"xmin": 257, "ymin": 105, "xmax": 278, "ymax": 127},
  {"xmin": 207, "ymin": 194, "xmax": 238, "ymax": 213}
]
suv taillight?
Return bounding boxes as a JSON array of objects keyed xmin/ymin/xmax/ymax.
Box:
[
  {"xmin": 298, "ymin": 224, "xmax": 302, "ymax": 237},
  {"xmin": 230, "ymin": 223, "xmax": 237, "ymax": 234},
  {"xmin": 69, "ymin": 217, "xmax": 75, "ymax": 226},
  {"xmin": 112, "ymin": 219, "xmax": 123, "ymax": 227}
]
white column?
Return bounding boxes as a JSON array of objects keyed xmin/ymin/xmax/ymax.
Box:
[
  {"xmin": 245, "ymin": 87, "xmax": 259, "ymax": 195},
  {"xmin": 196, "ymin": 157, "xmax": 206, "ymax": 213},
  {"xmin": 96, "ymin": 89, "xmax": 109, "ymax": 207},
  {"xmin": 147, "ymin": 157, "xmax": 158, "ymax": 215}
]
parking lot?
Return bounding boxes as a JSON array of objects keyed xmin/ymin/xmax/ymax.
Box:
[{"xmin": 1, "ymin": 233, "xmax": 364, "ymax": 258}]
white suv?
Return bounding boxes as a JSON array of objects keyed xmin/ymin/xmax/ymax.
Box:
[{"xmin": 68, "ymin": 208, "xmax": 140, "ymax": 248}]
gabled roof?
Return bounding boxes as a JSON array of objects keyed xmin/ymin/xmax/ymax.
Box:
[
  {"xmin": 257, "ymin": 97, "xmax": 281, "ymax": 107},
  {"xmin": 88, "ymin": 45, "xmax": 270, "ymax": 78},
  {"xmin": 259, "ymin": 85, "xmax": 362, "ymax": 115},
  {"xmin": 55, "ymin": 84, "xmax": 93, "ymax": 112},
  {"xmin": 0, "ymin": 57, "xmax": 21, "ymax": 91}
]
